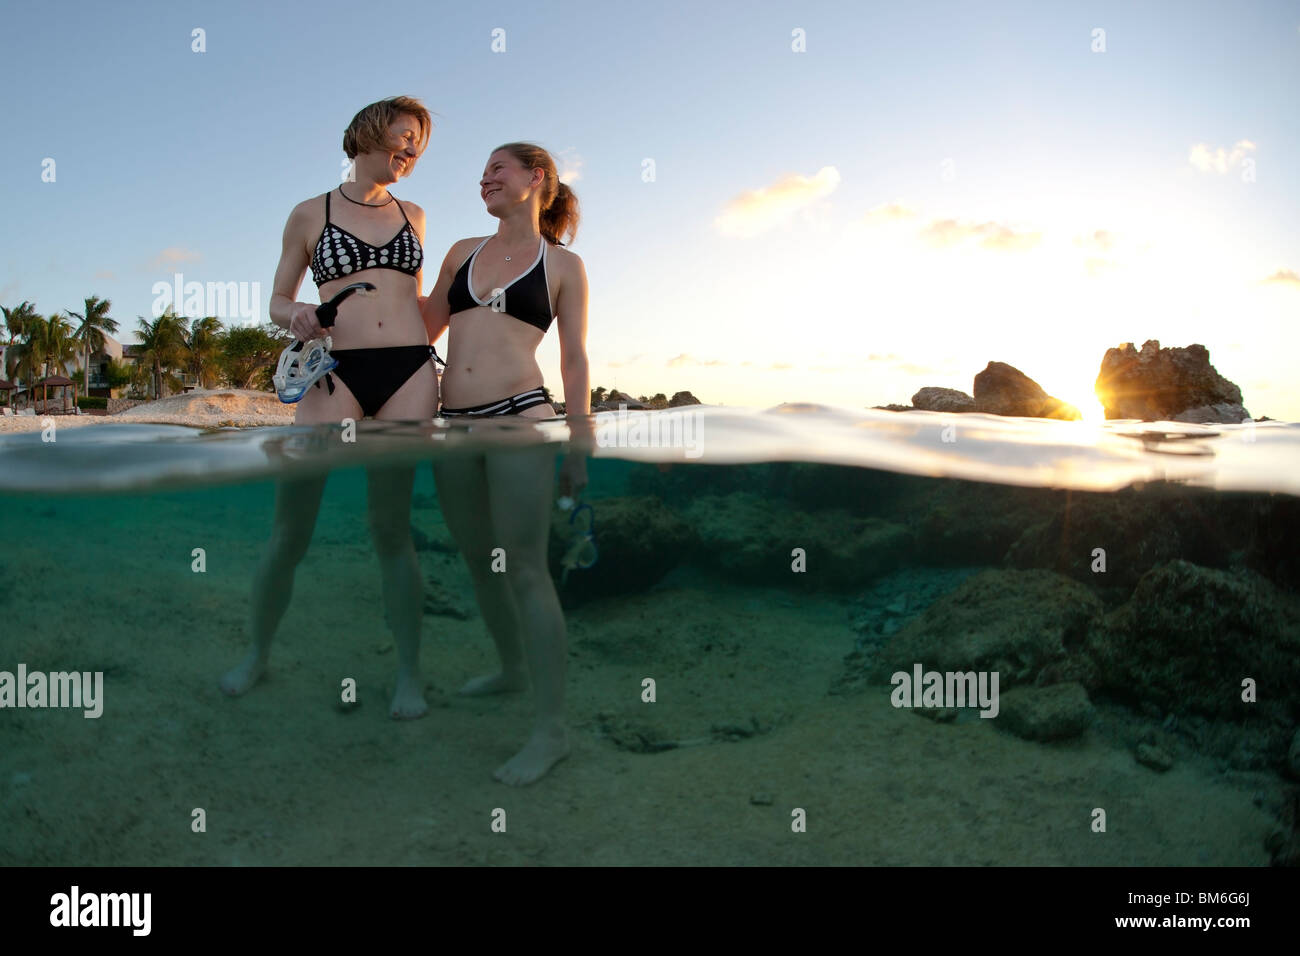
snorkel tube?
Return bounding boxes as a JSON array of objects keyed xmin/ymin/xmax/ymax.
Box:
[
  {"xmin": 313, "ymin": 280, "xmax": 375, "ymax": 330},
  {"xmin": 286, "ymin": 281, "xmax": 376, "ymax": 353}
]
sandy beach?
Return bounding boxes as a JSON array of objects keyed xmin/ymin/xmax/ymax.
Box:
[{"xmin": 0, "ymin": 389, "xmax": 295, "ymax": 432}]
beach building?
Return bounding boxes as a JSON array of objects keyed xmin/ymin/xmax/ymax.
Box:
[{"xmin": 80, "ymin": 332, "xmax": 124, "ymax": 398}]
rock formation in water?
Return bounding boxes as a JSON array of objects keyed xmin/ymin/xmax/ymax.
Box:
[
  {"xmin": 911, "ymin": 386, "xmax": 975, "ymax": 412},
  {"xmin": 883, "ymin": 365, "xmax": 1079, "ymax": 419},
  {"xmin": 1094, "ymin": 339, "xmax": 1250, "ymax": 422},
  {"xmin": 586, "ymin": 388, "xmax": 702, "ymax": 412},
  {"xmin": 973, "ymin": 362, "xmax": 1082, "ymax": 420}
]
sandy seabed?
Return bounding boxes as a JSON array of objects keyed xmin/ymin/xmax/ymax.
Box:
[{"xmin": 0, "ymin": 479, "xmax": 1276, "ymax": 866}]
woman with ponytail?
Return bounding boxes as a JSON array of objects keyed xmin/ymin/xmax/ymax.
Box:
[{"xmin": 421, "ymin": 142, "xmax": 592, "ymax": 785}]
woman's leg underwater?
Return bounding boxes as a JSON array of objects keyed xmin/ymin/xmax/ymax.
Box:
[
  {"xmin": 431, "ymin": 454, "xmax": 528, "ymax": 694},
  {"xmin": 220, "ymin": 474, "xmax": 328, "ymax": 695},
  {"xmin": 485, "ymin": 442, "xmax": 569, "ymax": 785},
  {"xmin": 365, "ymin": 465, "xmax": 429, "ymax": 719}
]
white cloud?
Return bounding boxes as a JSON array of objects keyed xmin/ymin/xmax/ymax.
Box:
[
  {"xmin": 715, "ymin": 166, "xmax": 841, "ymax": 238},
  {"xmin": 919, "ymin": 218, "xmax": 1041, "ymax": 252},
  {"xmin": 1073, "ymin": 229, "xmax": 1115, "ymax": 253},
  {"xmin": 865, "ymin": 201, "xmax": 918, "ymax": 222},
  {"xmin": 556, "ymin": 148, "xmax": 584, "ymax": 185},
  {"xmin": 1188, "ymin": 139, "xmax": 1255, "ymax": 174},
  {"xmin": 668, "ymin": 353, "xmax": 726, "ymax": 367},
  {"xmin": 1261, "ymin": 268, "xmax": 1300, "ymax": 289},
  {"xmin": 149, "ymin": 247, "xmax": 201, "ymax": 268}
]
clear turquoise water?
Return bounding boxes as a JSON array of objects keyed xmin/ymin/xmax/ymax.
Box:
[{"xmin": 1, "ymin": 408, "xmax": 1298, "ymax": 865}]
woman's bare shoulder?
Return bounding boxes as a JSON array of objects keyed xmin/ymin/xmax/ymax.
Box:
[
  {"xmin": 395, "ymin": 197, "xmax": 425, "ymax": 224},
  {"xmin": 445, "ymin": 235, "xmax": 489, "ymax": 260},
  {"xmin": 549, "ymin": 243, "xmax": 586, "ymax": 278},
  {"xmin": 285, "ymin": 192, "xmax": 331, "ymax": 230}
]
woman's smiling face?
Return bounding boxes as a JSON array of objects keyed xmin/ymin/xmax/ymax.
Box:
[
  {"xmin": 361, "ymin": 114, "xmax": 423, "ymax": 183},
  {"xmin": 480, "ymin": 149, "xmax": 541, "ymax": 215}
]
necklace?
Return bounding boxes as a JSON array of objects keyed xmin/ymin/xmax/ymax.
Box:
[
  {"xmin": 338, "ymin": 184, "xmax": 394, "ymax": 207},
  {"xmin": 496, "ymin": 235, "xmax": 539, "ymax": 262}
]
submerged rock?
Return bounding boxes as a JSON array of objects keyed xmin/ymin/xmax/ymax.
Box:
[
  {"xmin": 423, "ymin": 577, "xmax": 470, "ymax": 620},
  {"xmin": 898, "ymin": 481, "xmax": 1062, "ymax": 568},
  {"xmin": 913, "ymin": 706, "xmax": 958, "ymax": 722},
  {"xmin": 998, "ymin": 683, "xmax": 1095, "ymax": 741},
  {"xmin": 1094, "ymin": 340, "xmax": 1248, "ymax": 421},
  {"xmin": 683, "ymin": 492, "xmax": 912, "ymax": 589},
  {"xmin": 1136, "ymin": 742, "xmax": 1175, "ymax": 772},
  {"xmin": 871, "ymin": 569, "xmax": 1103, "ymax": 686},
  {"xmin": 1086, "ymin": 560, "xmax": 1300, "ymax": 731},
  {"xmin": 548, "ymin": 496, "xmax": 694, "ymax": 604},
  {"xmin": 973, "ymin": 362, "xmax": 1082, "ymax": 420},
  {"xmin": 911, "ymin": 387, "xmax": 976, "ymax": 412},
  {"xmin": 1269, "ymin": 788, "xmax": 1300, "ymax": 866},
  {"xmin": 1003, "ymin": 483, "xmax": 1242, "ymax": 595}
]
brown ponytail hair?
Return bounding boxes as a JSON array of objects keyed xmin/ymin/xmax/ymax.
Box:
[{"xmin": 495, "ymin": 142, "xmax": 580, "ymax": 246}]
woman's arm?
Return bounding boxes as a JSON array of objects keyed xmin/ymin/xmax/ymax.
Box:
[
  {"xmin": 403, "ymin": 199, "xmax": 428, "ymax": 306},
  {"xmin": 555, "ymin": 251, "xmax": 593, "ymax": 445},
  {"xmin": 270, "ymin": 200, "xmax": 326, "ymax": 341},
  {"xmin": 421, "ymin": 240, "xmax": 472, "ymax": 352}
]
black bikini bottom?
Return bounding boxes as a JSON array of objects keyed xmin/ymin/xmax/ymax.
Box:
[
  {"xmin": 316, "ymin": 345, "xmax": 434, "ymax": 418},
  {"xmin": 440, "ymin": 386, "xmax": 553, "ymax": 417}
]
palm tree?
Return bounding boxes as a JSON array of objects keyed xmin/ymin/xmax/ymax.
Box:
[
  {"xmin": 8, "ymin": 314, "xmax": 47, "ymax": 407},
  {"xmin": 32, "ymin": 315, "xmax": 78, "ymax": 410},
  {"xmin": 187, "ymin": 316, "xmax": 225, "ymax": 389},
  {"xmin": 135, "ymin": 310, "xmax": 190, "ymax": 398},
  {"xmin": 38, "ymin": 314, "xmax": 79, "ymax": 379},
  {"xmin": 69, "ymin": 296, "xmax": 118, "ymax": 396},
  {"xmin": 2, "ymin": 301, "xmax": 38, "ymax": 348},
  {"xmin": 2, "ymin": 301, "xmax": 39, "ymax": 389}
]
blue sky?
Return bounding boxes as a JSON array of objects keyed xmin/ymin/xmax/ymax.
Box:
[{"xmin": 2, "ymin": 0, "xmax": 1297, "ymax": 418}]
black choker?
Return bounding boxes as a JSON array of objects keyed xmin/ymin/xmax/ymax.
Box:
[{"xmin": 338, "ymin": 185, "xmax": 394, "ymax": 207}]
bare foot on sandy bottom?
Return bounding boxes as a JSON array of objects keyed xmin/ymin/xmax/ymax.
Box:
[
  {"xmin": 220, "ymin": 650, "xmax": 267, "ymax": 697},
  {"xmin": 494, "ymin": 725, "xmax": 570, "ymax": 786},
  {"xmin": 458, "ymin": 671, "xmax": 528, "ymax": 697},
  {"xmin": 390, "ymin": 671, "xmax": 429, "ymax": 720}
]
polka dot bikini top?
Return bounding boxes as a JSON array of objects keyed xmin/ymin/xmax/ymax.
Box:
[{"xmin": 310, "ymin": 189, "xmax": 423, "ymax": 287}]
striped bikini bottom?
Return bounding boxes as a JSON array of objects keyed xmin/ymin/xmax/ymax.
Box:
[{"xmin": 439, "ymin": 385, "xmax": 554, "ymax": 418}]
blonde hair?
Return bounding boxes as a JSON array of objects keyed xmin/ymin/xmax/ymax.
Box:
[
  {"xmin": 343, "ymin": 96, "xmax": 433, "ymax": 160},
  {"xmin": 494, "ymin": 142, "xmax": 580, "ymax": 246}
]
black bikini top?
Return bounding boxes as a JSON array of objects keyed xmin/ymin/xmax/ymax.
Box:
[
  {"xmin": 446, "ymin": 236, "xmax": 555, "ymax": 333},
  {"xmin": 311, "ymin": 190, "xmax": 423, "ymax": 287}
]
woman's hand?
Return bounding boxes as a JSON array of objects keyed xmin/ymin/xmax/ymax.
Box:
[
  {"xmin": 287, "ymin": 302, "xmax": 326, "ymax": 342},
  {"xmin": 558, "ymin": 452, "xmax": 588, "ymax": 501}
]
